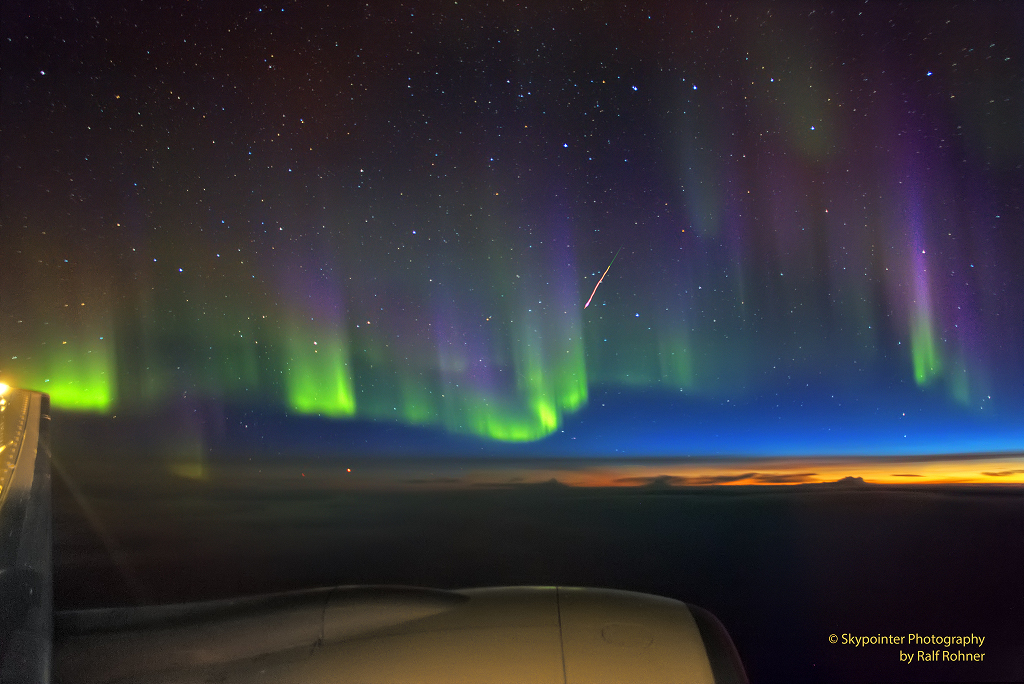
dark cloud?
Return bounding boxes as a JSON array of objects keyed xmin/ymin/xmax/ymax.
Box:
[
  {"xmin": 689, "ymin": 473, "xmax": 760, "ymax": 485},
  {"xmin": 816, "ymin": 476, "xmax": 869, "ymax": 487},
  {"xmin": 621, "ymin": 472, "xmax": 824, "ymax": 486},
  {"xmin": 474, "ymin": 478, "xmax": 571, "ymax": 490},
  {"xmin": 981, "ymin": 469, "xmax": 1024, "ymax": 477},
  {"xmin": 614, "ymin": 475, "xmax": 689, "ymax": 487},
  {"xmin": 752, "ymin": 472, "xmax": 817, "ymax": 484}
]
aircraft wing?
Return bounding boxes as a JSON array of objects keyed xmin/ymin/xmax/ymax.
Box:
[
  {"xmin": 0, "ymin": 387, "xmax": 747, "ymax": 684},
  {"xmin": 0, "ymin": 386, "xmax": 51, "ymax": 684}
]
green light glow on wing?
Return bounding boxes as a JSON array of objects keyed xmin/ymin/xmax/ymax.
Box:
[
  {"xmin": 44, "ymin": 364, "xmax": 115, "ymax": 412},
  {"xmin": 37, "ymin": 337, "xmax": 116, "ymax": 412}
]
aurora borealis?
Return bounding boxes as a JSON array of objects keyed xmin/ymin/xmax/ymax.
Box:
[
  {"xmin": 2, "ymin": 1, "xmax": 1022, "ymax": 459},
  {"xmin": 4, "ymin": 10, "xmax": 1023, "ymax": 681}
]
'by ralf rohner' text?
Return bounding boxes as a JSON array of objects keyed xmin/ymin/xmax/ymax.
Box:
[{"xmin": 835, "ymin": 633, "xmax": 986, "ymax": 663}]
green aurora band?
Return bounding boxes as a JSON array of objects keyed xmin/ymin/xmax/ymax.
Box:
[{"xmin": 3, "ymin": 3, "xmax": 1018, "ymax": 444}]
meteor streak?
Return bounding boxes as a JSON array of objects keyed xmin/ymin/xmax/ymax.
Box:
[{"xmin": 584, "ymin": 248, "xmax": 622, "ymax": 309}]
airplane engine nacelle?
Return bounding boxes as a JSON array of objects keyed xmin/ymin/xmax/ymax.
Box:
[{"xmin": 56, "ymin": 584, "xmax": 747, "ymax": 683}]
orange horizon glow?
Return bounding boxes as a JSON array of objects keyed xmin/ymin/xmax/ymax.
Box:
[
  {"xmin": 225, "ymin": 453, "xmax": 1024, "ymax": 490},
  {"xmin": 469, "ymin": 456, "xmax": 1024, "ymax": 488}
]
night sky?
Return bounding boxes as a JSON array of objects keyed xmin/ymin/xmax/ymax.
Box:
[{"xmin": 3, "ymin": 1, "xmax": 1023, "ymax": 462}]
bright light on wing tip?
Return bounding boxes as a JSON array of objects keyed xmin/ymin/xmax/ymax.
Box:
[{"xmin": 0, "ymin": 383, "xmax": 10, "ymax": 395}]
